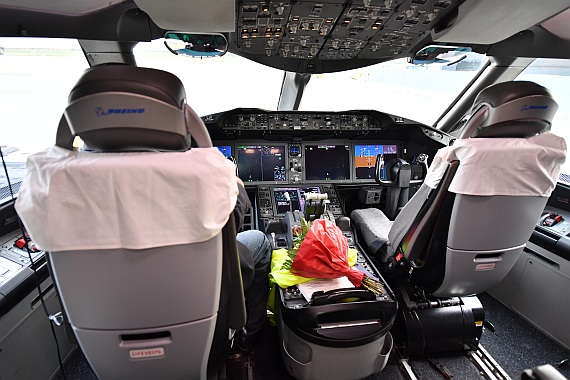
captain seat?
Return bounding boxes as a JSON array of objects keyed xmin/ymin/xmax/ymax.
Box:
[
  {"xmin": 15, "ymin": 64, "xmax": 246, "ymax": 379},
  {"xmin": 352, "ymin": 81, "xmax": 566, "ymax": 297}
]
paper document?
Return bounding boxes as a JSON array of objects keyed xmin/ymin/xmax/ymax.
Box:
[{"xmin": 297, "ymin": 276, "xmax": 354, "ymax": 302}]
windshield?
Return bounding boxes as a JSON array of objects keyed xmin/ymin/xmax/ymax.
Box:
[
  {"xmin": 0, "ymin": 38, "xmax": 88, "ymax": 156},
  {"xmin": 1, "ymin": 37, "xmax": 568, "ymax": 195},
  {"xmin": 300, "ymin": 53, "xmax": 487, "ymax": 126},
  {"xmin": 0, "ymin": 37, "xmax": 485, "ymax": 158},
  {"xmin": 134, "ymin": 39, "xmax": 284, "ymax": 116},
  {"xmin": 0, "ymin": 38, "xmax": 87, "ymax": 201}
]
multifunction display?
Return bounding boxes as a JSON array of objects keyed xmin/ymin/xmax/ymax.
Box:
[
  {"xmin": 304, "ymin": 144, "xmax": 351, "ymax": 181},
  {"xmin": 220, "ymin": 141, "xmax": 401, "ymax": 184},
  {"xmin": 354, "ymin": 144, "xmax": 398, "ymax": 180},
  {"xmin": 237, "ymin": 145, "xmax": 287, "ymax": 183}
]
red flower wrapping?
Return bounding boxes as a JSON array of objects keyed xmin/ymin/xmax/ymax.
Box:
[{"xmin": 290, "ymin": 219, "xmax": 364, "ymax": 287}]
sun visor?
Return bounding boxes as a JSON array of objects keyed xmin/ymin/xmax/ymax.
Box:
[
  {"xmin": 432, "ymin": 0, "xmax": 570, "ymax": 45},
  {"xmin": 133, "ymin": 0, "xmax": 235, "ymax": 32}
]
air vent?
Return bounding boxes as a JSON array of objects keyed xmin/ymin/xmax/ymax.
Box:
[
  {"xmin": 0, "ymin": 182, "xmax": 21, "ymax": 203},
  {"xmin": 559, "ymin": 173, "xmax": 570, "ymax": 185}
]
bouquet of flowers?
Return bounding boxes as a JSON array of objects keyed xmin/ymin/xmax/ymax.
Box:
[{"xmin": 284, "ymin": 217, "xmax": 386, "ymax": 295}]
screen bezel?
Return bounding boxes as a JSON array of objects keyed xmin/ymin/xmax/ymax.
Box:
[
  {"xmin": 302, "ymin": 142, "xmax": 353, "ymax": 184},
  {"xmin": 235, "ymin": 143, "xmax": 289, "ymax": 185},
  {"xmin": 352, "ymin": 141, "xmax": 402, "ymax": 183}
]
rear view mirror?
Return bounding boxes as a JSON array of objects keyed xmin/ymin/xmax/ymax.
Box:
[
  {"xmin": 164, "ymin": 32, "xmax": 228, "ymax": 58},
  {"xmin": 409, "ymin": 45, "xmax": 471, "ymax": 66}
]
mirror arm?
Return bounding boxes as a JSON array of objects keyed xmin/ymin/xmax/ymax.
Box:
[
  {"xmin": 447, "ymin": 54, "xmax": 467, "ymax": 66},
  {"xmin": 163, "ymin": 40, "xmax": 179, "ymax": 55}
]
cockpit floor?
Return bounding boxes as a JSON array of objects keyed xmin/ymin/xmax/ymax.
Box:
[{"xmin": 56, "ymin": 293, "xmax": 570, "ymax": 380}]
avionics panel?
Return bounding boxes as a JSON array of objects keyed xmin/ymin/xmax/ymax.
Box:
[
  {"xmin": 237, "ymin": 144, "xmax": 287, "ymax": 184},
  {"xmin": 303, "ymin": 144, "xmax": 351, "ymax": 182},
  {"xmin": 353, "ymin": 142, "xmax": 400, "ymax": 182},
  {"xmin": 216, "ymin": 144, "xmax": 233, "ymax": 158},
  {"xmin": 271, "ymin": 186, "xmax": 322, "ymax": 216}
]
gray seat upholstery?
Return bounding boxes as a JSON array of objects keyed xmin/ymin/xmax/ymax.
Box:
[
  {"xmin": 352, "ymin": 81, "xmax": 566, "ymax": 298},
  {"xmin": 21, "ymin": 65, "xmax": 246, "ymax": 379}
]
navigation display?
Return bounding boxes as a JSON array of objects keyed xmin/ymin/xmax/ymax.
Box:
[
  {"xmin": 354, "ymin": 144, "xmax": 398, "ymax": 180},
  {"xmin": 304, "ymin": 144, "xmax": 350, "ymax": 181},
  {"xmin": 237, "ymin": 145, "xmax": 287, "ymax": 183},
  {"xmin": 216, "ymin": 145, "xmax": 232, "ymax": 158}
]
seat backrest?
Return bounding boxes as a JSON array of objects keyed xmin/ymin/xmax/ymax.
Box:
[
  {"xmin": 16, "ymin": 64, "xmax": 246, "ymax": 380},
  {"xmin": 391, "ymin": 81, "xmax": 566, "ymax": 297}
]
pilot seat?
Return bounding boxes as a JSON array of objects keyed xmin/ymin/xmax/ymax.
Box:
[
  {"xmin": 351, "ymin": 81, "xmax": 567, "ymax": 356},
  {"xmin": 15, "ymin": 64, "xmax": 247, "ymax": 379}
]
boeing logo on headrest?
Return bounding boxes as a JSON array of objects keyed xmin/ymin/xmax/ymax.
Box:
[
  {"xmin": 521, "ymin": 105, "xmax": 548, "ymax": 111},
  {"xmin": 95, "ymin": 107, "xmax": 145, "ymax": 116}
]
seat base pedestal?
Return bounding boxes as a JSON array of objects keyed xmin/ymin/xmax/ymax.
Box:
[{"xmin": 392, "ymin": 279, "xmax": 485, "ymax": 357}]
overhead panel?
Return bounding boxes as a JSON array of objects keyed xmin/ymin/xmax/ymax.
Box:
[
  {"xmin": 320, "ymin": 0, "xmax": 405, "ymax": 59},
  {"xmin": 238, "ymin": 1, "xmax": 293, "ymax": 56},
  {"xmin": 236, "ymin": 0, "xmax": 461, "ymax": 61},
  {"xmin": 282, "ymin": 1, "xmax": 344, "ymax": 59},
  {"xmin": 359, "ymin": 0, "xmax": 457, "ymax": 58}
]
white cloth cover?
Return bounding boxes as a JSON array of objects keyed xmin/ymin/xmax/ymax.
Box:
[
  {"xmin": 15, "ymin": 146, "xmax": 239, "ymax": 251},
  {"xmin": 423, "ymin": 132, "xmax": 566, "ymax": 197}
]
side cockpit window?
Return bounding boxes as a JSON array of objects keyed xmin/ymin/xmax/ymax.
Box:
[
  {"xmin": 0, "ymin": 38, "xmax": 88, "ymax": 157},
  {"xmin": 0, "ymin": 38, "xmax": 87, "ymax": 202},
  {"xmin": 517, "ymin": 59, "xmax": 570, "ymax": 184}
]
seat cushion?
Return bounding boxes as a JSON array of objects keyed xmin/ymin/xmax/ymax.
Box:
[{"xmin": 350, "ymin": 208, "xmax": 393, "ymax": 248}]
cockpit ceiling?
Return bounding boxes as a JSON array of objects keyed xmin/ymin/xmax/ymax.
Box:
[
  {"xmin": 0, "ymin": 0, "xmax": 125, "ymax": 16},
  {"xmin": 1, "ymin": 0, "xmax": 570, "ymax": 73}
]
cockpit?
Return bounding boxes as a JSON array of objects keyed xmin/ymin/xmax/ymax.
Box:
[{"xmin": 1, "ymin": 1, "xmax": 570, "ymax": 380}]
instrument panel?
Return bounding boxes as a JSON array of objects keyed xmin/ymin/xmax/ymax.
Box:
[
  {"xmin": 216, "ymin": 140, "xmax": 401, "ymax": 185},
  {"xmin": 221, "ymin": 111, "xmax": 380, "ymax": 131},
  {"xmin": 203, "ymin": 109, "xmax": 451, "ymax": 145}
]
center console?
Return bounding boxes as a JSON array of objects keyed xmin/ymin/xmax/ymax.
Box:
[
  {"xmin": 257, "ymin": 184, "xmax": 343, "ymax": 237},
  {"xmin": 269, "ymin": 206, "xmax": 398, "ymax": 380}
]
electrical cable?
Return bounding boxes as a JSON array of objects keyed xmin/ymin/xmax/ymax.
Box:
[{"xmin": 0, "ymin": 148, "xmax": 68, "ymax": 380}]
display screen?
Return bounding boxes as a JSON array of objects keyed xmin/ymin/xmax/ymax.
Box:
[
  {"xmin": 237, "ymin": 145, "xmax": 286, "ymax": 182},
  {"xmin": 216, "ymin": 145, "xmax": 232, "ymax": 158},
  {"xmin": 304, "ymin": 144, "xmax": 350, "ymax": 181},
  {"xmin": 354, "ymin": 144, "xmax": 398, "ymax": 180},
  {"xmin": 272, "ymin": 186, "xmax": 321, "ymax": 215},
  {"xmin": 273, "ymin": 188, "xmax": 302, "ymax": 214}
]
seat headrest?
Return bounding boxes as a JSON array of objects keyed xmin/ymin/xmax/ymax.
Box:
[
  {"xmin": 56, "ymin": 64, "xmax": 208, "ymax": 152},
  {"xmin": 459, "ymin": 81, "xmax": 558, "ymax": 139},
  {"xmin": 68, "ymin": 64, "xmax": 186, "ymax": 108}
]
